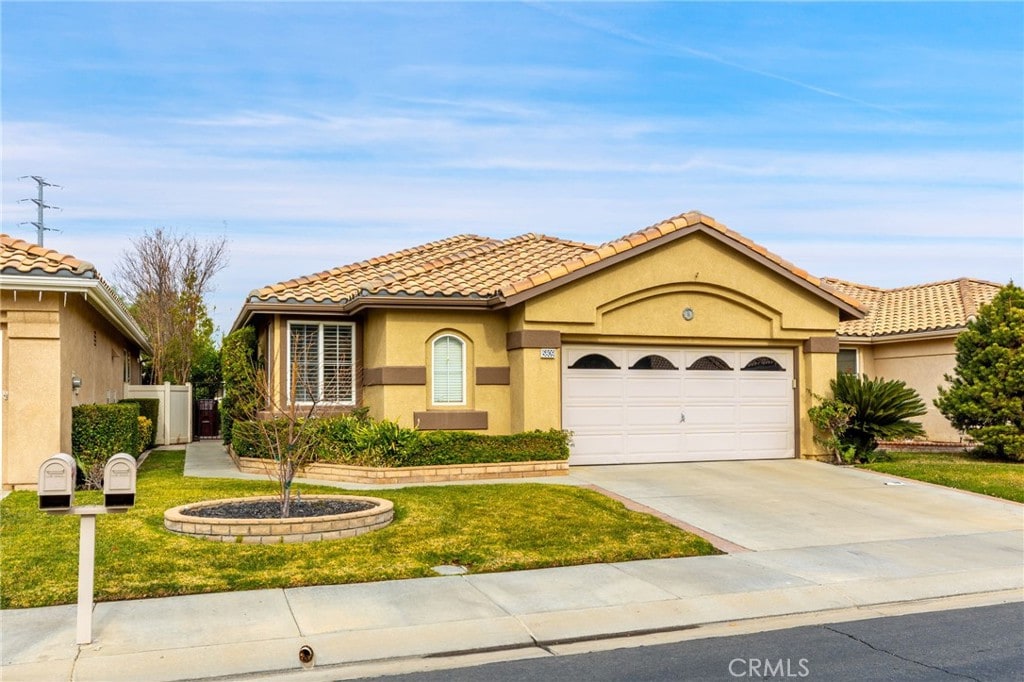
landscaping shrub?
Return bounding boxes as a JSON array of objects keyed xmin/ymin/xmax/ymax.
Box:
[
  {"xmin": 807, "ymin": 396, "xmax": 856, "ymax": 464},
  {"xmin": 137, "ymin": 416, "xmax": 154, "ymax": 452},
  {"xmin": 230, "ymin": 414, "xmax": 571, "ymax": 467},
  {"xmin": 832, "ymin": 373, "xmax": 926, "ymax": 461},
  {"xmin": 220, "ymin": 326, "xmax": 260, "ymax": 445},
  {"xmin": 120, "ymin": 398, "xmax": 159, "ymax": 447},
  {"xmin": 71, "ymin": 403, "xmax": 141, "ymax": 489},
  {"xmin": 352, "ymin": 419, "xmax": 420, "ymax": 467}
]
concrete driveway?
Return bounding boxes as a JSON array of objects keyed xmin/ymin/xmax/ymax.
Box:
[{"xmin": 568, "ymin": 458, "xmax": 1022, "ymax": 552}]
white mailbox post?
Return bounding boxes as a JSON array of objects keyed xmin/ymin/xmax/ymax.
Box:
[{"xmin": 38, "ymin": 452, "xmax": 138, "ymax": 645}]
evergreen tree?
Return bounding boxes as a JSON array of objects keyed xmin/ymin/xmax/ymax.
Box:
[{"xmin": 936, "ymin": 283, "xmax": 1024, "ymax": 460}]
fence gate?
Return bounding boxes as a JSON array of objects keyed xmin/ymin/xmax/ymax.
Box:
[{"xmin": 194, "ymin": 399, "xmax": 220, "ymax": 440}]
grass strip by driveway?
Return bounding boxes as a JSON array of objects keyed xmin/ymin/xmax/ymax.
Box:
[
  {"xmin": 859, "ymin": 451, "xmax": 1024, "ymax": 503},
  {"xmin": 0, "ymin": 450, "xmax": 717, "ymax": 609}
]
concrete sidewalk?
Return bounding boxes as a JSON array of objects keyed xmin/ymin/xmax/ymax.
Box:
[{"xmin": 2, "ymin": 443, "xmax": 1021, "ymax": 682}]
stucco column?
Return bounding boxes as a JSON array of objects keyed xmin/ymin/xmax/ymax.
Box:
[
  {"xmin": 507, "ymin": 331, "xmax": 561, "ymax": 433},
  {"xmin": 4, "ymin": 311, "xmax": 63, "ymax": 487},
  {"xmin": 800, "ymin": 337, "xmax": 840, "ymax": 458}
]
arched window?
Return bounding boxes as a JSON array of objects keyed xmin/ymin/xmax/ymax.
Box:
[
  {"xmin": 432, "ymin": 334, "xmax": 465, "ymax": 404},
  {"xmin": 742, "ymin": 357, "xmax": 785, "ymax": 372},
  {"xmin": 629, "ymin": 355, "xmax": 678, "ymax": 370},
  {"xmin": 568, "ymin": 353, "xmax": 620, "ymax": 370},
  {"xmin": 686, "ymin": 355, "xmax": 733, "ymax": 371}
]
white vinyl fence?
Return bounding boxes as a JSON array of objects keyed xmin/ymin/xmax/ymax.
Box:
[{"xmin": 123, "ymin": 382, "xmax": 193, "ymax": 445}]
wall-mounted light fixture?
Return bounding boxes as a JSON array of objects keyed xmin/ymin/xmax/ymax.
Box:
[{"xmin": 71, "ymin": 373, "xmax": 83, "ymax": 394}]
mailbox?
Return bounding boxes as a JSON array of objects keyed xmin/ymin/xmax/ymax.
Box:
[
  {"xmin": 103, "ymin": 453, "xmax": 137, "ymax": 509},
  {"xmin": 38, "ymin": 453, "xmax": 77, "ymax": 511}
]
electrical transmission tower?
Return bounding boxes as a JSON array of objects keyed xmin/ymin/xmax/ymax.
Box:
[{"xmin": 19, "ymin": 175, "xmax": 62, "ymax": 246}]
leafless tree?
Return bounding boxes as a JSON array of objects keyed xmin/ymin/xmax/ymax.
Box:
[
  {"xmin": 243, "ymin": 327, "xmax": 343, "ymax": 517},
  {"xmin": 115, "ymin": 228, "xmax": 228, "ymax": 384}
]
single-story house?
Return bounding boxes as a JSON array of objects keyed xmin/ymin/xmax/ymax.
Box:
[
  {"xmin": 823, "ymin": 277, "xmax": 1002, "ymax": 442},
  {"xmin": 1, "ymin": 235, "xmax": 150, "ymax": 490},
  {"xmin": 232, "ymin": 211, "xmax": 869, "ymax": 465}
]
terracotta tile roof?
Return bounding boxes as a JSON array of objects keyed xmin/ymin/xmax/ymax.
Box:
[
  {"xmin": 0, "ymin": 234, "xmax": 96, "ymax": 277},
  {"xmin": 246, "ymin": 211, "xmax": 861, "ymax": 318},
  {"xmin": 251, "ymin": 232, "xmax": 595, "ymax": 303},
  {"xmin": 824, "ymin": 277, "xmax": 1003, "ymax": 337}
]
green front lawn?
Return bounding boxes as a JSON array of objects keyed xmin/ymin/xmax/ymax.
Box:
[
  {"xmin": 0, "ymin": 450, "xmax": 717, "ymax": 609},
  {"xmin": 859, "ymin": 451, "xmax": 1024, "ymax": 503}
]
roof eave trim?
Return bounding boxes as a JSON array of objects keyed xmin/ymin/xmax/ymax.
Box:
[
  {"xmin": 838, "ymin": 327, "xmax": 964, "ymax": 344},
  {"xmin": 0, "ymin": 274, "xmax": 152, "ymax": 353},
  {"xmin": 230, "ymin": 294, "xmax": 501, "ymax": 331}
]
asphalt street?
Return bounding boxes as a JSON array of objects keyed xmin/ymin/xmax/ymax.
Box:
[{"xmin": 356, "ymin": 603, "xmax": 1024, "ymax": 682}]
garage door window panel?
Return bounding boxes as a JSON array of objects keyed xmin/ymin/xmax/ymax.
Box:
[
  {"xmin": 629, "ymin": 355, "xmax": 678, "ymax": 370},
  {"xmin": 569, "ymin": 353, "xmax": 620, "ymax": 370},
  {"xmin": 742, "ymin": 356, "xmax": 786, "ymax": 372},
  {"xmin": 687, "ymin": 355, "xmax": 733, "ymax": 371}
]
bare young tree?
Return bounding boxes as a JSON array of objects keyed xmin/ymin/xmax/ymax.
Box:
[
  {"xmin": 243, "ymin": 327, "xmax": 342, "ymax": 517},
  {"xmin": 116, "ymin": 228, "xmax": 228, "ymax": 384}
]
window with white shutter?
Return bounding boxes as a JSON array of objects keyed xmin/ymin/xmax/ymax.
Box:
[
  {"xmin": 287, "ymin": 321, "xmax": 355, "ymax": 404},
  {"xmin": 432, "ymin": 334, "xmax": 465, "ymax": 405}
]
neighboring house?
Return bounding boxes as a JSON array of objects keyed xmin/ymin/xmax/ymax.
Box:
[
  {"xmin": 823, "ymin": 277, "xmax": 1003, "ymax": 443},
  {"xmin": 0, "ymin": 235, "xmax": 150, "ymax": 490},
  {"xmin": 231, "ymin": 211, "xmax": 865, "ymax": 465}
]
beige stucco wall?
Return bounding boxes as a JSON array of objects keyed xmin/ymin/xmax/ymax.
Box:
[
  {"xmin": 360, "ymin": 309, "xmax": 512, "ymax": 433},
  {"xmin": 853, "ymin": 337, "xmax": 961, "ymax": 442},
  {"xmin": 1, "ymin": 290, "xmax": 144, "ymax": 490}
]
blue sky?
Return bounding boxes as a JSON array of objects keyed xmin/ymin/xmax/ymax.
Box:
[{"xmin": 3, "ymin": 2, "xmax": 1022, "ymax": 336}]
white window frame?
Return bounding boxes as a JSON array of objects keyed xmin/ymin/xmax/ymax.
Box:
[
  {"xmin": 431, "ymin": 333, "xmax": 466, "ymax": 406},
  {"xmin": 286, "ymin": 320, "xmax": 356, "ymax": 405}
]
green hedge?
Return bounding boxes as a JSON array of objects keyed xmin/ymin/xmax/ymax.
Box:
[
  {"xmin": 72, "ymin": 403, "xmax": 141, "ymax": 457},
  {"xmin": 231, "ymin": 414, "xmax": 569, "ymax": 467},
  {"xmin": 72, "ymin": 403, "xmax": 141, "ymax": 489},
  {"xmin": 406, "ymin": 430, "xmax": 570, "ymax": 466},
  {"xmin": 119, "ymin": 398, "xmax": 159, "ymax": 448}
]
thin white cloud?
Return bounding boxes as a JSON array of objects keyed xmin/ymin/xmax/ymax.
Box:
[{"xmin": 529, "ymin": 2, "xmax": 909, "ymax": 116}]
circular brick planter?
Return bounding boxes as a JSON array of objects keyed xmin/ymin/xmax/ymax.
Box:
[{"xmin": 164, "ymin": 495, "xmax": 394, "ymax": 544}]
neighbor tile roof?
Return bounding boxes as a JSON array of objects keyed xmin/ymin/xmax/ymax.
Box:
[
  {"xmin": 825, "ymin": 277, "xmax": 1002, "ymax": 337},
  {"xmin": 249, "ymin": 211, "xmax": 860, "ymax": 314},
  {"xmin": 0, "ymin": 234, "xmax": 97, "ymax": 277},
  {"xmin": 0, "ymin": 234, "xmax": 145, "ymax": 343}
]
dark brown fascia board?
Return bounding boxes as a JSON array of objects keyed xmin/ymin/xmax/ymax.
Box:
[
  {"xmin": 342, "ymin": 295, "xmax": 499, "ymax": 314},
  {"xmin": 230, "ymin": 302, "xmax": 354, "ymax": 332},
  {"xmin": 497, "ymin": 223, "xmax": 865, "ymax": 322}
]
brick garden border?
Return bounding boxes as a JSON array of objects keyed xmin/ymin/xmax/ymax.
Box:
[
  {"xmin": 233, "ymin": 454, "xmax": 569, "ymax": 485},
  {"xmin": 164, "ymin": 495, "xmax": 394, "ymax": 544}
]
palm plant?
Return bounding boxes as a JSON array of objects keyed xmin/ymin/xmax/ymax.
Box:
[{"xmin": 832, "ymin": 373, "xmax": 927, "ymax": 460}]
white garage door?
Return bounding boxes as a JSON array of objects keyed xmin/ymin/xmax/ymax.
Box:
[{"xmin": 562, "ymin": 346, "xmax": 794, "ymax": 465}]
